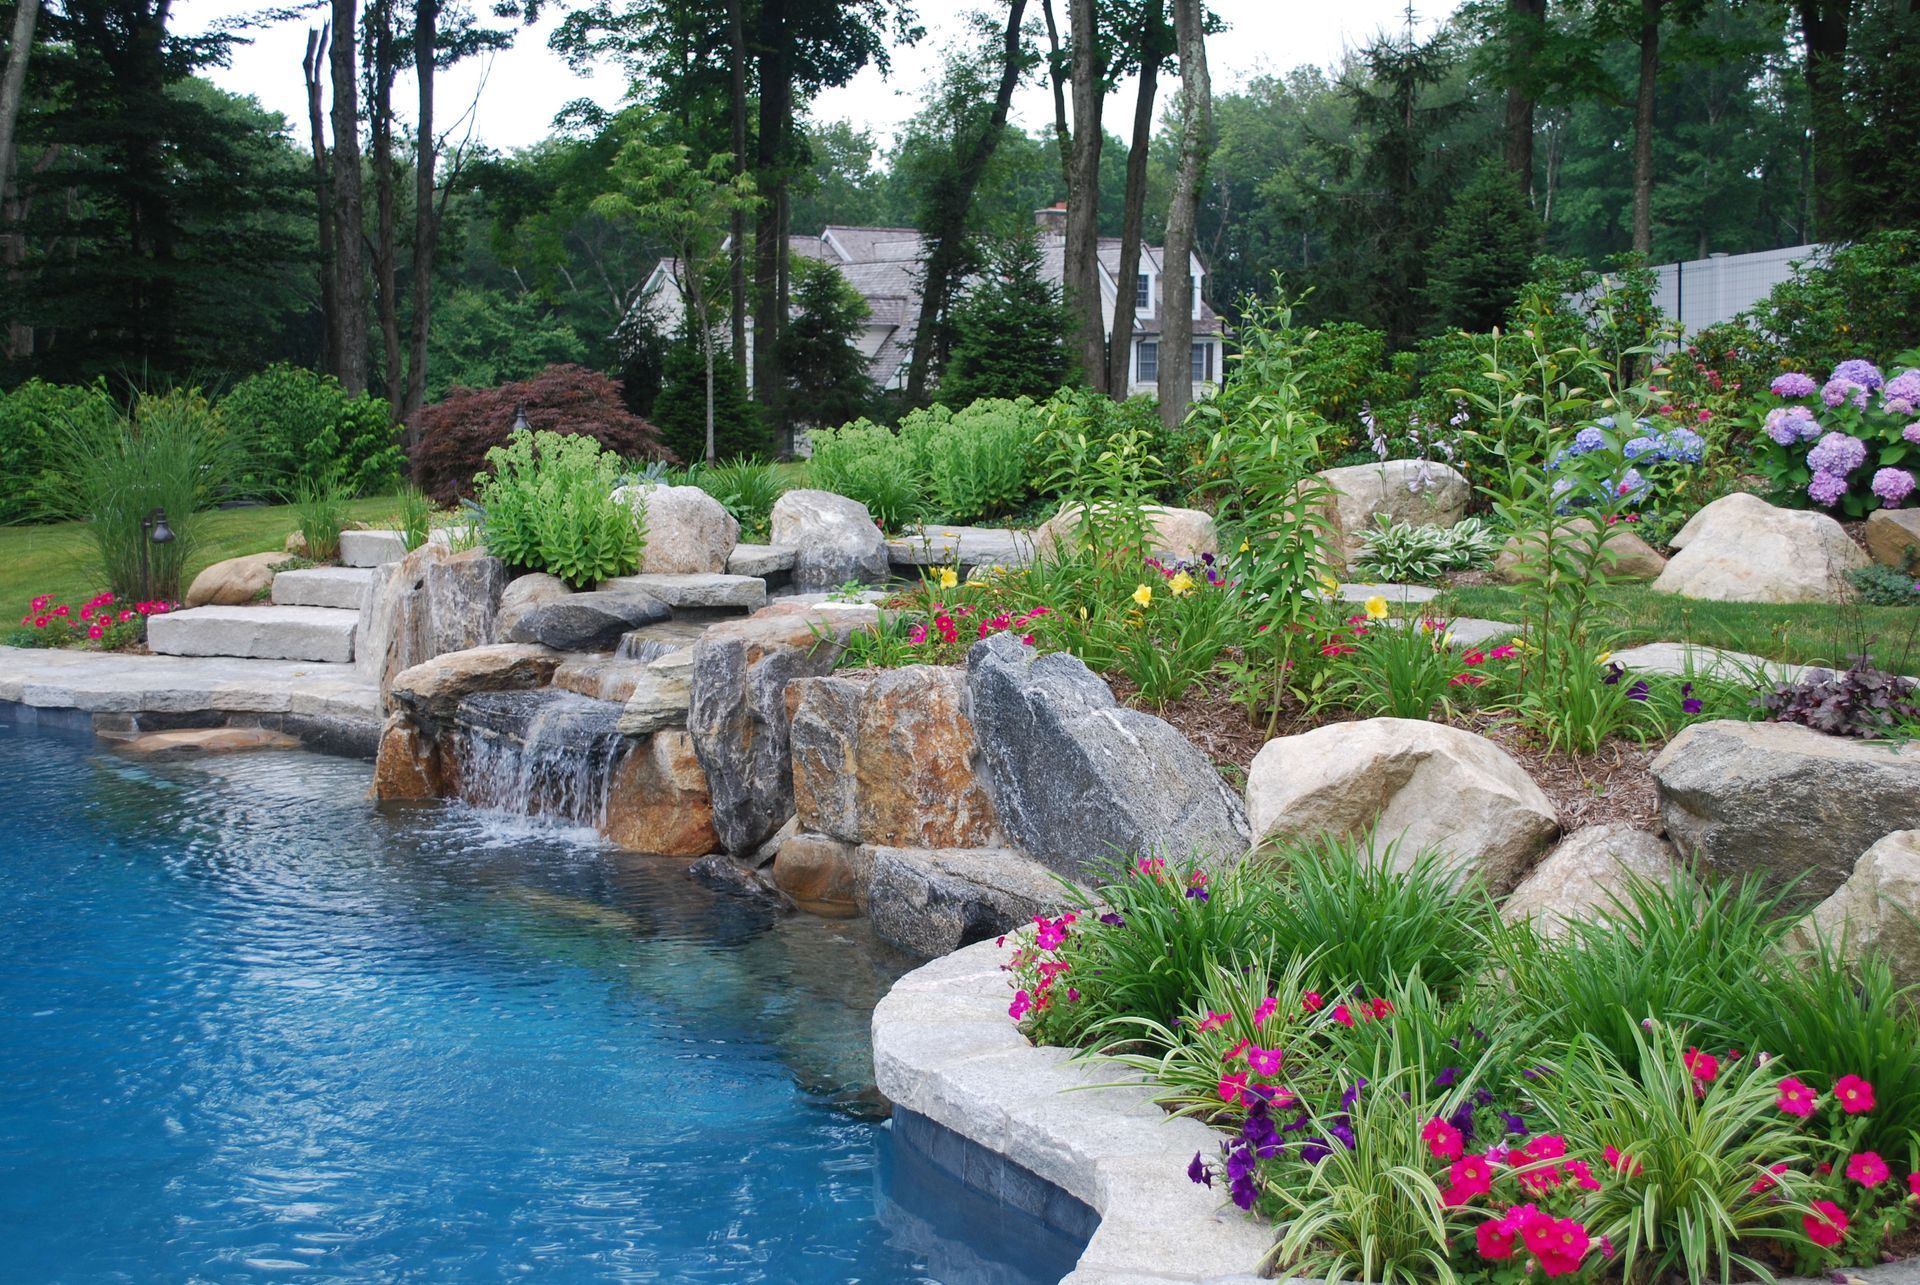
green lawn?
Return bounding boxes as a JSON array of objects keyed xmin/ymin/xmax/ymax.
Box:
[
  {"xmin": 0, "ymin": 496, "xmax": 405, "ymax": 616},
  {"xmin": 1434, "ymin": 582, "xmax": 1920, "ymax": 671}
]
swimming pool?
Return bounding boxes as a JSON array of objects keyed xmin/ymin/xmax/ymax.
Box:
[{"xmin": 0, "ymin": 720, "xmax": 1085, "ymax": 1282}]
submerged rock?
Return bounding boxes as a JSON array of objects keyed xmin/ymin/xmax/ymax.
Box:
[
  {"xmin": 772, "ymin": 833, "xmax": 872, "ymax": 916},
  {"xmin": 688, "ymin": 853, "xmax": 794, "ymax": 911},
  {"xmin": 966, "ymin": 633, "xmax": 1249, "ymax": 879}
]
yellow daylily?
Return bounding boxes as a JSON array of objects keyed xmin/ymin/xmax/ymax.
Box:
[
  {"xmin": 1317, "ymin": 573, "xmax": 1340, "ymax": 595},
  {"xmin": 1168, "ymin": 571, "xmax": 1196, "ymax": 596},
  {"xmin": 1364, "ymin": 595, "xmax": 1390, "ymax": 620},
  {"xmin": 1596, "ymin": 650, "xmax": 1613, "ymax": 665},
  {"xmin": 937, "ymin": 567, "xmax": 958, "ymax": 590},
  {"xmin": 1239, "ymin": 539, "xmax": 1252, "ymax": 554},
  {"xmin": 1132, "ymin": 583, "xmax": 1154, "ymax": 608}
]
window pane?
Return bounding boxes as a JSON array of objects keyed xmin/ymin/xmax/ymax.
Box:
[
  {"xmin": 1135, "ymin": 273, "xmax": 1149, "ymax": 309},
  {"xmin": 1190, "ymin": 341, "xmax": 1206, "ymax": 382},
  {"xmin": 1139, "ymin": 340, "xmax": 1158, "ymax": 383}
]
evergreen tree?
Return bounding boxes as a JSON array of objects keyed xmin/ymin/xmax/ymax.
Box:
[
  {"xmin": 651, "ymin": 335, "xmax": 766, "ymax": 462},
  {"xmin": 936, "ymin": 230, "xmax": 1071, "ymax": 405},
  {"xmin": 778, "ymin": 259, "xmax": 875, "ymax": 429},
  {"xmin": 1424, "ymin": 157, "xmax": 1544, "ymax": 332}
]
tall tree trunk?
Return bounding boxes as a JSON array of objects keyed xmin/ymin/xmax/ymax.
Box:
[
  {"xmin": 1159, "ymin": 0, "xmax": 1210, "ymax": 430},
  {"xmin": 727, "ymin": 0, "xmax": 747, "ymax": 366},
  {"xmin": 1501, "ymin": 0, "xmax": 1545, "ymax": 196},
  {"xmin": 1065, "ymin": 0, "xmax": 1106, "ymax": 392},
  {"xmin": 1630, "ymin": 0, "xmax": 1660, "ymax": 255},
  {"xmin": 404, "ymin": 0, "xmax": 438, "ymax": 427},
  {"xmin": 329, "ymin": 0, "xmax": 368, "ymax": 393},
  {"xmin": 1797, "ymin": 0, "xmax": 1851, "ymax": 238},
  {"xmin": 1108, "ymin": 5, "xmax": 1162, "ymax": 396},
  {"xmin": 1039, "ymin": 0, "xmax": 1072, "ymax": 191},
  {"xmin": 302, "ymin": 25, "xmax": 336, "ymax": 376},
  {"xmin": 369, "ymin": 2, "xmax": 402, "ymax": 417},
  {"xmin": 752, "ymin": 0, "xmax": 793, "ymax": 450},
  {"xmin": 904, "ymin": 0, "xmax": 1028, "ymax": 404},
  {"xmin": 0, "ymin": 0, "xmax": 39, "ymax": 211}
]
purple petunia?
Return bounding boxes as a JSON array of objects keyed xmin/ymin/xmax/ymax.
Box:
[
  {"xmin": 1771, "ymin": 371, "xmax": 1819, "ymax": 398},
  {"xmin": 1188, "ymin": 1151, "xmax": 1212, "ymax": 1187},
  {"xmin": 1806, "ymin": 431, "xmax": 1869, "ymax": 476},
  {"xmin": 1832, "ymin": 358, "xmax": 1885, "ymax": 390},
  {"xmin": 1807, "ymin": 471, "xmax": 1849, "ymax": 507},
  {"xmin": 1873, "ymin": 468, "xmax": 1916, "ymax": 507},
  {"xmin": 1682, "ymin": 682, "xmax": 1703, "ymax": 716}
]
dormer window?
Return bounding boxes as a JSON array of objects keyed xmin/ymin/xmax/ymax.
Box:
[{"xmin": 1135, "ymin": 273, "xmax": 1149, "ymax": 311}]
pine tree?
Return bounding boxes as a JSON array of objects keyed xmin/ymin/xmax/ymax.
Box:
[
  {"xmin": 936, "ymin": 230, "xmax": 1071, "ymax": 406},
  {"xmin": 652, "ymin": 336, "xmax": 767, "ymax": 462},
  {"xmin": 778, "ymin": 259, "xmax": 876, "ymax": 430},
  {"xmin": 1424, "ymin": 158, "xmax": 1545, "ymax": 333}
]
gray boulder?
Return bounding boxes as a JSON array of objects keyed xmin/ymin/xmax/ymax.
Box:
[
  {"xmin": 613, "ymin": 483, "xmax": 740, "ymax": 575},
  {"xmin": 686, "ymin": 603, "xmax": 878, "ymax": 854},
  {"xmin": 1501, "ymin": 824, "xmax": 1682, "ymax": 938},
  {"xmin": 357, "ymin": 544, "xmax": 508, "ymax": 699},
  {"xmin": 493, "ymin": 572, "xmax": 570, "ymax": 639},
  {"xmin": 1792, "ymin": 831, "xmax": 1920, "ymax": 985},
  {"xmin": 966, "ymin": 632, "xmax": 1250, "ymax": 879},
  {"xmin": 1653, "ymin": 720, "xmax": 1920, "ymax": 902},
  {"xmin": 615, "ymin": 647, "xmax": 695, "ymax": 736},
  {"xmin": 505, "ymin": 590, "xmax": 670, "ymax": 652},
  {"xmin": 769, "ymin": 489, "xmax": 889, "ymax": 588},
  {"xmin": 866, "ymin": 846, "xmax": 1073, "ymax": 958},
  {"xmin": 1245, "ymin": 718, "xmax": 1558, "ymax": 894}
]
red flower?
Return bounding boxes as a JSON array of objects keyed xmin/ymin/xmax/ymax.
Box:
[
  {"xmin": 1847, "ymin": 1151, "xmax": 1890, "ymax": 1188},
  {"xmin": 1909, "ymin": 1171, "xmax": 1920, "ymax": 1200},
  {"xmin": 1300, "ymin": 991, "xmax": 1324, "ymax": 1013},
  {"xmin": 1750, "ymin": 1161, "xmax": 1789, "ymax": 1194},
  {"xmin": 1330, "ymin": 1004, "xmax": 1354, "ymax": 1027},
  {"xmin": 1461, "ymin": 649, "xmax": 1485, "ymax": 666},
  {"xmin": 1422, "ymin": 1117, "xmax": 1464, "ymax": 1160},
  {"xmin": 1217, "ymin": 1072, "xmax": 1250, "ymax": 1106},
  {"xmin": 1450, "ymin": 1154, "xmax": 1493, "ymax": 1198},
  {"xmin": 1775, "ymin": 1076, "xmax": 1818, "ymax": 1118},
  {"xmin": 1835, "ymin": 1074, "xmax": 1876, "ymax": 1114},
  {"xmin": 1803, "ymin": 1199, "xmax": 1848, "ymax": 1249},
  {"xmin": 1448, "ymin": 672, "xmax": 1485, "ymax": 687},
  {"xmin": 1475, "ymin": 1219, "xmax": 1517, "ymax": 1260},
  {"xmin": 1604, "ymin": 1145, "xmax": 1643, "ymax": 1176},
  {"xmin": 1563, "ymin": 1158, "xmax": 1600, "ymax": 1190},
  {"xmin": 1367, "ymin": 998, "xmax": 1393, "ymax": 1020},
  {"xmin": 1683, "ymin": 1046, "xmax": 1720, "ymax": 1084}
]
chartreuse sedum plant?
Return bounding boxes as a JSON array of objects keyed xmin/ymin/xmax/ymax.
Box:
[
  {"xmin": 474, "ymin": 428, "xmax": 644, "ymax": 588},
  {"xmin": 1534, "ymin": 1022, "xmax": 1819, "ymax": 1285}
]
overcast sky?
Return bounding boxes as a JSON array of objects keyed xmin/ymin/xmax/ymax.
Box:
[{"xmin": 181, "ymin": 0, "xmax": 1456, "ymax": 154}]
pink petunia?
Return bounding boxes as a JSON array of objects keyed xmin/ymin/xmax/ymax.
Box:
[
  {"xmin": 1422, "ymin": 1117, "xmax": 1464, "ymax": 1160},
  {"xmin": 1803, "ymin": 1199, "xmax": 1848, "ymax": 1249},
  {"xmin": 1253, "ymin": 996, "xmax": 1278, "ymax": 1026},
  {"xmin": 1835, "ymin": 1074, "xmax": 1876, "ymax": 1115},
  {"xmin": 1847, "ymin": 1152, "xmax": 1890, "ymax": 1188},
  {"xmin": 1776, "ymin": 1076, "xmax": 1818, "ymax": 1118},
  {"xmin": 1683, "ymin": 1046, "xmax": 1720, "ymax": 1084}
]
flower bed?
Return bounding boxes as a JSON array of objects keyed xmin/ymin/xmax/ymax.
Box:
[
  {"xmin": 991, "ymin": 844, "xmax": 1920, "ymax": 1283},
  {"xmin": 7, "ymin": 592, "xmax": 175, "ymax": 650},
  {"xmin": 1755, "ymin": 359, "xmax": 1918, "ymax": 517}
]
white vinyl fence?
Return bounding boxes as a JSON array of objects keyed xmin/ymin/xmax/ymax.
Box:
[{"xmin": 1645, "ymin": 244, "xmax": 1824, "ymax": 335}]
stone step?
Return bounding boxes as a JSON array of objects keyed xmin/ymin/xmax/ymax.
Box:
[
  {"xmin": 887, "ymin": 525, "xmax": 1035, "ymax": 570},
  {"xmin": 147, "ymin": 605, "xmax": 358, "ymax": 664},
  {"xmin": 726, "ymin": 544, "xmax": 797, "ymax": 578},
  {"xmin": 271, "ymin": 566, "xmax": 377, "ymax": 610},
  {"xmin": 338, "ymin": 526, "xmax": 478, "ymax": 568},
  {"xmin": 598, "ymin": 572, "xmax": 766, "ymax": 612}
]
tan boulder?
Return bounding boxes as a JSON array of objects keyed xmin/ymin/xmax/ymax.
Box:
[
  {"xmin": 551, "ymin": 655, "xmax": 651, "ymax": 704},
  {"xmin": 602, "ymin": 730, "xmax": 718, "ymax": 856},
  {"xmin": 185, "ymin": 551, "xmax": 290, "ymax": 607},
  {"xmin": 1494, "ymin": 519, "xmax": 1668, "ymax": 583},
  {"xmin": 1246, "ymin": 717, "xmax": 1558, "ymax": 894},
  {"xmin": 617, "ymin": 648, "xmax": 694, "ymax": 737},
  {"xmin": 116, "ymin": 725, "xmax": 301, "ymax": 756},
  {"xmin": 1792, "ymin": 831, "xmax": 1920, "ymax": 985},
  {"xmin": 1865, "ymin": 509, "xmax": 1920, "ymax": 571},
  {"xmin": 370, "ymin": 712, "xmax": 445, "ymax": 800},
  {"xmin": 614, "ymin": 483, "xmax": 740, "ymax": 574},
  {"xmin": 387, "ymin": 643, "xmax": 562, "ymax": 725},
  {"xmin": 1312, "ymin": 459, "xmax": 1472, "ymax": 572},
  {"xmin": 1033, "ymin": 502, "xmax": 1218, "ymax": 563},
  {"xmin": 1501, "ymin": 824, "xmax": 1681, "ymax": 938},
  {"xmin": 771, "ymin": 833, "xmax": 873, "ymax": 916},
  {"xmin": 1653, "ymin": 492, "xmax": 1869, "ymax": 603}
]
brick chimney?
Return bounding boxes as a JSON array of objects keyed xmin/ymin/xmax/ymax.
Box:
[{"xmin": 1033, "ymin": 202, "xmax": 1068, "ymax": 236}]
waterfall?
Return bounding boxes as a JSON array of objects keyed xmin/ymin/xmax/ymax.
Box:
[
  {"xmin": 614, "ymin": 634, "xmax": 684, "ymax": 665},
  {"xmin": 450, "ymin": 689, "xmax": 629, "ymax": 828}
]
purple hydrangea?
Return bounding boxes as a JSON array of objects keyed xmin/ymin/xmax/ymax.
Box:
[
  {"xmin": 1570, "ymin": 426, "xmax": 1609, "ymax": 454},
  {"xmin": 1881, "ymin": 369, "xmax": 1920, "ymax": 416},
  {"xmin": 1806, "ymin": 431, "xmax": 1869, "ymax": 475},
  {"xmin": 1906, "ymin": 422, "xmax": 1920, "ymax": 447},
  {"xmin": 1764, "ymin": 405, "xmax": 1820, "ymax": 445},
  {"xmin": 1807, "ymin": 471, "xmax": 1849, "ymax": 507},
  {"xmin": 1771, "ymin": 371, "xmax": 1819, "ymax": 398},
  {"xmin": 1615, "ymin": 468, "xmax": 1649, "ymax": 501},
  {"xmin": 1823, "ymin": 378, "xmax": 1870, "ymax": 411},
  {"xmin": 1874, "ymin": 467, "xmax": 1916, "ymax": 506},
  {"xmin": 1623, "ymin": 435, "xmax": 1658, "ymax": 459},
  {"xmin": 1832, "ymin": 358, "xmax": 1885, "ymax": 390}
]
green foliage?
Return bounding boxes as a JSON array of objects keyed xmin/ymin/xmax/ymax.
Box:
[
  {"xmin": 674, "ymin": 457, "xmax": 790, "ymax": 542},
  {"xmin": 1847, "ymin": 564, "xmax": 1920, "ymax": 605},
  {"xmin": 1318, "ymin": 611, "xmax": 1479, "ymax": 721},
  {"xmin": 1288, "ymin": 322, "xmax": 1407, "ymax": 453},
  {"xmin": 652, "ymin": 340, "xmax": 768, "ymax": 463},
  {"xmin": 1536, "ymin": 1023, "xmax": 1817, "ymax": 1285},
  {"xmin": 219, "ymin": 364, "xmax": 403, "ymax": 499},
  {"xmin": 901, "ymin": 400, "xmax": 1034, "ymax": 522},
  {"xmin": 1422, "ymin": 157, "xmax": 1544, "ymax": 333},
  {"xmin": 0, "ymin": 380, "xmax": 118, "ymax": 524},
  {"xmin": 426, "ymin": 288, "xmax": 591, "ymax": 402},
  {"xmin": 393, "ymin": 486, "xmax": 435, "ymax": 552},
  {"xmin": 293, "ymin": 472, "xmax": 349, "ymax": 564},
  {"xmin": 1743, "ymin": 234, "xmax": 1920, "ymax": 375},
  {"xmin": 805, "ymin": 418, "xmax": 926, "ymax": 529},
  {"xmin": 1354, "ymin": 515, "xmax": 1502, "ymax": 583},
  {"xmin": 473, "ymin": 429, "xmax": 644, "ymax": 587},
  {"xmin": 42, "ymin": 388, "xmax": 230, "ymax": 602},
  {"xmin": 936, "ymin": 229, "xmax": 1072, "ymax": 406},
  {"xmin": 779, "ymin": 259, "xmax": 877, "ymax": 430}
]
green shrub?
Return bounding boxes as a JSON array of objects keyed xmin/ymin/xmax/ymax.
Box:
[
  {"xmin": 219, "ymin": 364, "xmax": 403, "ymax": 498},
  {"xmin": 43, "ymin": 388, "xmax": 230, "ymax": 601},
  {"xmin": 1846, "ymin": 564, "xmax": 1920, "ymax": 605},
  {"xmin": 0, "ymin": 380, "xmax": 118, "ymax": 524},
  {"xmin": 474, "ymin": 429, "xmax": 644, "ymax": 587},
  {"xmin": 294, "ymin": 472, "xmax": 349, "ymax": 563},
  {"xmin": 805, "ymin": 418, "xmax": 925, "ymax": 529},
  {"xmin": 905, "ymin": 399, "xmax": 1034, "ymax": 522},
  {"xmin": 676, "ymin": 457, "xmax": 789, "ymax": 542},
  {"xmin": 1743, "ymin": 232, "xmax": 1920, "ymax": 375}
]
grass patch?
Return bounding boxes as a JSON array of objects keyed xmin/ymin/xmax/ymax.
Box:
[
  {"xmin": 1435, "ymin": 582, "xmax": 1920, "ymax": 670},
  {"xmin": 0, "ymin": 497, "xmax": 402, "ymax": 616}
]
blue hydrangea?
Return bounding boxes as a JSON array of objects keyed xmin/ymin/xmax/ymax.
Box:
[
  {"xmin": 1831, "ymin": 358, "xmax": 1885, "ymax": 391},
  {"xmin": 1806, "ymin": 431, "xmax": 1868, "ymax": 476},
  {"xmin": 1569, "ymin": 426, "xmax": 1608, "ymax": 454},
  {"xmin": 1623, "ymin": 436, "xmax": 1658, "ymax": 459},
  {"xmin": 1659, "ymin": 428, "xmax": 1705, "ymax": 462}
]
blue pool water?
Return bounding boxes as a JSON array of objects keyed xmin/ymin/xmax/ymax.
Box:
[{"xmin": 0, "ymin": 721, "xmax": 1085, "ymax": 1283}]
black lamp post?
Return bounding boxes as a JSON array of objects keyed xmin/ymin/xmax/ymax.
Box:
[
  {"xmin": 512, "ymin": 402, "xmax": 531, "ymax": 432},
  {"xmin": 141, "ymin": 507, "xmax": 175, "ymax": 602}
]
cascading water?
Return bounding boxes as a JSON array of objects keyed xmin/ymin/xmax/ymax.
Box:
[
  {"xmin": 451, "ymin": 689, "xmax": 629, "ymax": 827},
  {"xmin": 614, "ymin": 634, "xmax": 685, "ymax": 665}
]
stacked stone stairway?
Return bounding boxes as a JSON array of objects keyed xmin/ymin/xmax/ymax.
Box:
[{"xmin": 147, "ymin": 552, "xmax": 389, "ymax": 665}]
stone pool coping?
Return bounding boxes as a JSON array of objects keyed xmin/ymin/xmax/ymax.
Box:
[
  {"xmin": 873, "ymin": 937, "xmax": 1920, "ymax": 1285},
  {"xmin": 872, "ymin": 936, "xmax": 1274, "ymax": 1284}
]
